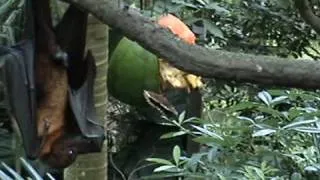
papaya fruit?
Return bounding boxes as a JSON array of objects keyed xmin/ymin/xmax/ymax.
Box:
[
  {"xmin": 157, "ymin": 14, "xmax": 202, "ymax": 91},
  {"xmin": 157, "ymin": 14, "xmax": 196, "ymax": 45},
  {"xmin": 107, "ymin": 14, "xmax": 202, "ymax": 107},
  {"xmin": 108, "ymin": 37, "xmax": 160, "ymax": 107}
]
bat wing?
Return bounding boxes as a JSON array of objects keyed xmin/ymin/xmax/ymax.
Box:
[
  {"xmin": 55, "ymin": 5, "xmax": 88, "ymax": 89},
  {"xmin": 68, "ymin": 51, "xmax": 105, "ymax": 138},
  {"xmin": 0, "ymin": 0, "xmax": 40, "ymax": 159},
  {"xmin": 0, "ymin": 40, "xmax": 40, "ymax": 159},
  {"xmin": 55, "ymin": 5, "xmax": 104, "ymax": 139}
]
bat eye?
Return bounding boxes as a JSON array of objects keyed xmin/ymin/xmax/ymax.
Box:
[{"xmin": 68, "ymin": 149, "xmax": 74, "ymax": 155}]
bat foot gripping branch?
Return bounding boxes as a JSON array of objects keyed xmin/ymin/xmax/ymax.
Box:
[{"xmin": 50, "ymin": 46, "xmax": 69, "ymax": 68}]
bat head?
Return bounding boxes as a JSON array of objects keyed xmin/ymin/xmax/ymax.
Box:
[{"xmin": 40, "ymin": 134, "xmax": 104, "ymax": 169}]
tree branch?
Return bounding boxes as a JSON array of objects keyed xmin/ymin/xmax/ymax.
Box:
[
  {"xmin": 63, "ymin": 0, "xmax": 320, "ymax": 90},
  {"xmin": 294, "ymin": 0, "xmax": 320, "ymax": 34}
]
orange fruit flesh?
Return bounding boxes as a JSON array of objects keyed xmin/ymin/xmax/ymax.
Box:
[
  {"xmin": 157, "ymin": 14, "xmax": 196, "ymax": 45},
  {"xmin": 157, "ymin": 14, "xmax": 203, "ymax": 90}
]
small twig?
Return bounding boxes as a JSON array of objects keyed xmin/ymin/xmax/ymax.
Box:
[
  {"xmin": 127, "ymin": 163, "xmax": 156, "ymax": 180},
  {"xmin": 109, "ymin": 153, "xmax": 127, "ymax": 180}
]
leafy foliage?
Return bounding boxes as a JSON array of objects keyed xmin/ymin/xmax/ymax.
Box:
[
  {"xmin": 0, "ymin": 0, "xmax": 24, "ymax": 46},
  {"xmin": 2, "ymin": 0, "xmax": 320, "ymax": 179},
  {"xmin": 145, "ymin": 90, "xmax": 320, "ymax": 179},
  {"xmin": 115, "ymin": 0, "xmax": 320, "ymax": 179},
  {"xmin": 138, "ymin": 0, "xmax": 320, "ymax": 59}
]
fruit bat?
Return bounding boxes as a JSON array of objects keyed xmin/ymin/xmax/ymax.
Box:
[{"xmin": 0, "ymin": 0, "xmax": 104, "ymax": 169}]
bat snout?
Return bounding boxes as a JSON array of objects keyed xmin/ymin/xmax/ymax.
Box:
[{"xmin": 40, "ymin": 134, "xmax": 105, "ymax": 169}]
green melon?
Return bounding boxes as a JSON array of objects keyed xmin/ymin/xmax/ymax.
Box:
[{"xmin": 107, "ymin": 37, "xmax": 161, "ymax": 107}]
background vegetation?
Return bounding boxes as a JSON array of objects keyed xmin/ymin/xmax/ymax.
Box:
[
  {"xmin": 1, "ymin": 0, "xmax": 320, "ymax": 179},
  {"xmin": 134, "ymin": 0, "xmax": 320, "ymax": 179}
]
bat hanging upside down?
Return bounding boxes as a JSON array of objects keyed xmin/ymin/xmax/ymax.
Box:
[
  {"xmin": 32, "ymin": 0, "xmax": 105, "ymax": 168},
  {"xmin": 1, "ymin": 0, "xmax": 105, "ymax": 169}
]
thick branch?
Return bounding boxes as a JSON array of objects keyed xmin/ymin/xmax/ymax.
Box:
[
  {"xmin": 294, "ymin": 0, "xmax": 320, "ymax": 34},
  {"xmin": 64, "ymin": 0, "xmax": 320, "ymax": 90}
]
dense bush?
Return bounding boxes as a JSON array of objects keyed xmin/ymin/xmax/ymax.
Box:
[{"xmin": 146, "ymin": 90, "xmax": 320, "ymax": 179}]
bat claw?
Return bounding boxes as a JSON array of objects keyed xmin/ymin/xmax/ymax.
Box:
[
  {"xmin": 39, "ymin": 118, "xmax": 51, "ymax": 152},
  {"xmin": 51, "ymin": 46, "xmax": 69, "ymax": 68},
  {"xmin": 44, "ymin": 118, "xmax": 51, "ymax": 129}
]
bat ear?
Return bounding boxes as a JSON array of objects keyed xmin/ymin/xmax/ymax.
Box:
[{"xmin": 55, "ymin": 5, "xmax": 88, "ymax": 89}]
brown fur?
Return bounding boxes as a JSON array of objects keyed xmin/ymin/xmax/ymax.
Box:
[
  {"xmin": 32, "ymin": 1, "xmax": 97, "ymax": 168},
  {"xmin": 36, "ymin": 52, "xmax": 68, "ymax": 155}
]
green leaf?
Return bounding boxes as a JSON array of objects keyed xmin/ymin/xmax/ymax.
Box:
[
  {"xmin": 160, "ymin": 131, "xmax": 187, "ymax": 139},
  {"xmin": 256, "ymin": 106, "xmax": 286, "ymax": 118},
  {"xmin": 0, "ymin": 0, "xmax": 14, "ymax": 17},
  {"xmin": 282, "ymin": 119, "xmax": 318, "ymax": 129},
  {"xmin": 237, "ymin": 116, "xmax": 255, "ymax": 124},
  {"xmin": 254, "ymin": 167, "xmax": 265, "ymax": 179},
  {"xmin": 271, "ymin": 0, "xmax": 291, "ymax": 9},
  {"xmin": 146, "ymin": 158, "xmax": 174, "ymax": 165},
  {"xmin": 178, "ymin": 111, "xmax": 186, "ymax": 124},
  {"xmin": 270, "ymin": 96, "xmax": 288, "ymax": 105},
  {"xmin": 202, "ymin": 19, "xmax": 224, "ymax": 38},
  {"xmin": 185, "ymin": 153, "xmax": 204, "ymax": 172},
  {"xmin": 292, "ymin": 127, "xmax": 320, "ymax": 133},
  {"xmin": 287, "ymin": 108, "xmax": 304, "ymax": 119},
  {"xmin": 202, "ymin": 109, "xmax": 227, "ymax": 124},
  {"xmin": 226, "ymin": 102, "xmax": 257, "ymax": 113},
  {"xmin": 184, "ymin": 17, "xmax": 202, "ymax": 25},
  {"xmin": 252, "ymin": 129, "xmax": 276, "ymax": 137},
  {"xmin": 191, "ymin": 125, "xmax": 224, "ymax": 140},
  {"xmin": 268, "ymin": 89, "xmax": 288, "ymax": 96},
  {"xmin": 258, "ymin": 91, "xmax": 272, "ymax": 106},
  {"xmin": 141, "ymin": 172, "xmax": 186, "ymax": 179},
  {"xmin": 207, "ymin": 3, "xmax": 230, "ymax": 14},
  {"xmin": 207, "ymin": 147, "xmax": 221, "ymax": 163},
  {"xmin": 192, "ymin": 136, "xmax": 224, "ymax": 145},
  {"xmin": 195, "ymin": 0, "xmax": 207, "ymax": 6},
  {"xmin": 153, "ymin": 165, "xmax": 176, "ymax": 172},
  {"xmin": 171, "ymin": 0, "xmax": 197, "ymax": 9},
  {"xmin": 173, "ymin": 145, "xmax": 181, "ymax": 165}
]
